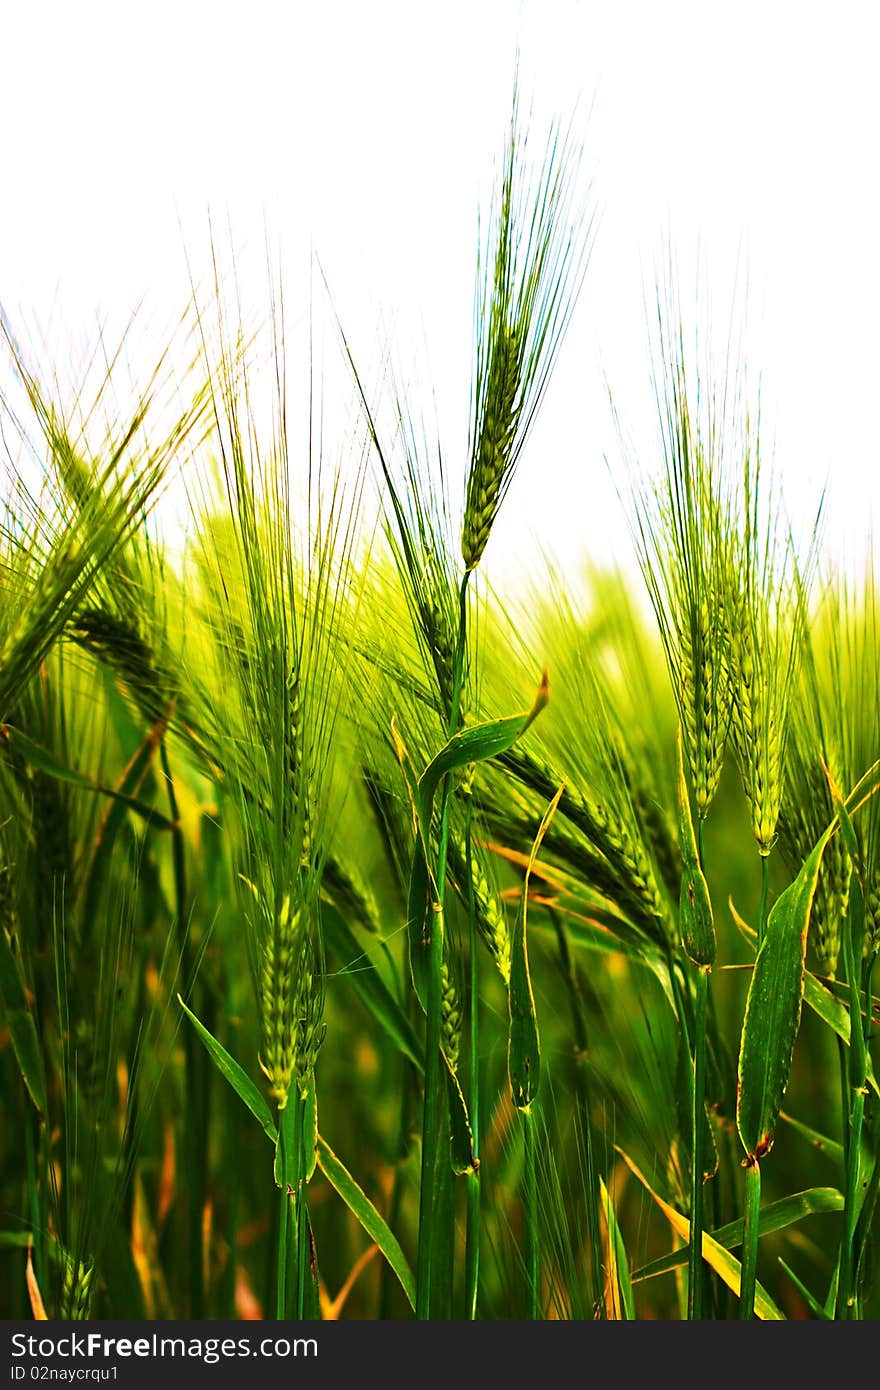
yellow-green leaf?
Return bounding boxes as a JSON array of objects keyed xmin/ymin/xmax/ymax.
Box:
[
  {"xmin": 617, "ymin": 1147, "xmax": 783, "ymax": 1319},
  {"xmin": 633, "ymin": 1185, "xmax": 844, "ymax": 1283}
]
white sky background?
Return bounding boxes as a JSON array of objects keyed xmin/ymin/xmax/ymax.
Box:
[{"xmin": 2, "ymin": 0, "xmax": 878, "ymax": 593}]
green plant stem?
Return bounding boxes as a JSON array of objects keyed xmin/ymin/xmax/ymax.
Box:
[
  {"xmin": 838, "ymin": 880, "xmax": 867, "ymax": 1319},
  {"xmin": 667, "ymin": 939, "xmax": 698, "ymax": 1316},
  {"xmin": 838, "ymin": 1037, "xmax": 851, "ymax": 1171},
  {"xmin": 415, "ymin": 904, "xmax": 444, "ymax": 1319},
  {"xmin": 688, "ymin": 966, "xmax": 709, "ymax": 1320},
  {"xmin": 852, "ymin": 952, "xmax": 879, "ymax": 1309},
  {"xmin": 854, "ymin": 1096, "xmax": 880, "ymax": 1307},
  {"xmin": 275, "ymin": 1116, "xmax": 289, "ymax": 1320},
  {"xmin": 160, "ymin": 741, "xmax": 205, "ymax": 1318},
  {"xmin": 692, "ymin": 813, "xmax": 715, "ymax": 1319},
  {"xmin": 522, "ymin": 1105, "xmax": 539, "ymax": 1319},
  {"xmin": 416, "ymin": 571, "xmax": 470, "ymax": 1319},
  {"xmin": 431, "ymin": 1088, "xmax": 455, "ymax": 1319},
  {"xmin": 708, "ymin": 1155, "xmax": 727, "ymax": 1318},
  {"xmin": 552, "ymin": 911, "xmax": 604, "ymax": 1317},
  {"xmin": 739, "ymin": 1158, "xmax": 762, "ymax": 1319},
  {"xmin": 740, "ymin": 844, "xmax": 772, "ymax": 1320},
  {"xmin": 702, "ymin": 828, "xmax": 731, "ymax": 1319},
  {"xmin": 840, "ymin": 1090, "xmax": 866, "ymax": 1319},
  {"xmin": 463, "ymin": 794, "xmax": 480, "ymax": 1320},
  {"xmin": 275, "ymin": 1097, "xmax": 304, "ymax": 1319},
  {"xmin": 294, "ymin": 1090, "xmax": 309, "ymax": 1320},
  {"xmin": 757, "ymin": 854, "xmax": 770, "ymax": 949},
  {"xmin": 265, "ymin": 1171, "xmax": 280, "ymax": 1317},
  {"xmin": 381, "ymin": 948, "xmax": 415, "ymax": 1317}
]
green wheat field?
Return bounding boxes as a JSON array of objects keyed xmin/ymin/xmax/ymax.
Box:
[{"xmin": 1, "ymin": 95, "xmax": 877, "ymax": 1322}]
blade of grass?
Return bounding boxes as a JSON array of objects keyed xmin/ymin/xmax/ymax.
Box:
[
  {"xmin": 617, "ymin": 1146, "xmax": 784, "ymax": 1319},
  {"xmin": 178, "ymin": 995, "xmax": 277, "ymax": 1144},
  {"xmin": 600, "ymin": 1176, "xmax": 635, "ymax": 1319},
  {"xmin": 633, "ymin": 1186, "xmax": 844, "ymax": 1281},
  {"xmin": 1, "ymin": 723, "xmax": 176, "ymax": 830},
  {"xmin": 317, "ymin": 1136, "xmax": 416, "ymax": 1312},
  {"xmin": 677, "ymin": 728, "xmax": 716, "ymax": 1319}
]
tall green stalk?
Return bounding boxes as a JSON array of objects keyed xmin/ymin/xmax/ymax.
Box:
[
  {"xmin": 837, "ymin": 878, "xmax": 867, "ymax": 1318},
  {"xmin": 416, "ymin": 573, "xmax": 469, "ymax": 1319},
  {"xmin": 294, "ymin": 1091, "xmax": 309, "ymax": 1320},
  {"xmin": 739, "ymin": 1159, "xmax": 762, "ymax": 1318},
  {"xmin": 273, "ymin": 1091, "xmax": 311, "ymax": 1320},
  {"xmin": 678, "ymin": 757, "xmax": 716, "ymax": 1322},
  {"xmin": 737, "ymin": 851, "xmax": 772, "ymax": 1322},
  {"xmin": 551, "ymin": 912, "xmax": 604, "ymax": 1317},
  {"xmin": 853, "ymin": 1061, "xmax": 880, "ymax": 1311},
  {"xmin": 688, "ymin": 966, "xmax": 709, "ymax": 1319},
  {"xmin": 160, "ymin": 741, "xmax": 205, "ymax": 1318},
  {"xmin": 757, "ymin": 855, "xmax": 771, "ymax": 949},
  {"xmin": 522, "ymin": 1106, "xmax": 539, "ymax": 1319},
  {"xmin": 275, "ymin": 1106, "xmax": 291, "ymax": 1319},
  {"xmin": 464, "ymin": 796, "xmax": 481, "ymax": 1320}
]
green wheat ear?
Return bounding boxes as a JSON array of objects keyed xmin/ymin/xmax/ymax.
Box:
[
  {"xmin": 59, "ymin": 1254, "xmax": 93, "ymax": 1321},
  {"xmin": 182, "ymin": 256, "xmax": 363, "ymax": 1123},
  {"xmin": 630, "ymin": 297, "xmax": 737, "ymax": 820},
  {"xmin": 462, "ymin": 323, "xmax": 522, "ymax": 570},
  {"xmin": 440, "ymin": 957, "xmax": 463, "ymax": 1072},
  {"xmin": 462, "ymin": 86, "xmax": 590, "ymax": 573},
  {"xmin": 778, "ymin": 591, "xmax": 851, "ymax": 978},
  {"xmin": 468, "ymin": 848, "xmax": 512, "ymax": 985},
  {"xmin": 802, "ymin": 563, "xmax": 880, "ymax": 961},
  {"xmin": 728, "ymin": 433, "xmax": 810, "ymax": 857},
  {"xmin": 0, "ymin": 322, "xmax": 204, "ymax": 726}
]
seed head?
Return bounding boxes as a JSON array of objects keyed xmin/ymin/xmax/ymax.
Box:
[
  {"xmin": 463, "ymin": 325, "xmax": 522, "ymax": 571},
  {"xmin": 440, "ymin": 959, "xmax": 462, "ymax": 1071},
  {"xmin": 469, "ymin": 853, "xmax": 511, "ymax": 984},
  {"xmin": 59, "ymin": 1254, "xmax": 93, "ymax": 1321},
  {"xmin": 259, "ymin": 896, "xmax": 323, "ymax": 1107}
]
